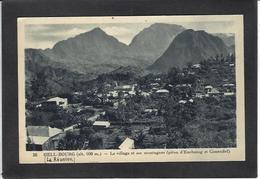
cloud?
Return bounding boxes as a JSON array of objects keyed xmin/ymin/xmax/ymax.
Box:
[
  {"xmin": 42, "ymin": 27, "xmax": 91, "ymax": 39},
  {"xmin": 25, "ymin": 26, "xmax": 94, "ymax": 49}
]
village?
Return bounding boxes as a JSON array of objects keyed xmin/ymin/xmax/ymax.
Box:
[{"xmin": 26, "ymin": 54, "xmax": 236, "ymax": 151}]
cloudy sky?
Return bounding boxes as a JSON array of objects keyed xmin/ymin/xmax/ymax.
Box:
[{"xmin": 25, "ymin": 21, "xmax": 235, "ymax": 49}]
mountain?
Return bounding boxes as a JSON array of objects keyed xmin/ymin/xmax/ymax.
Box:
[
  {"xmin": 148, "ymin": 29, "xmax": 229, "ymax": 73},
  {"xmin": 213, "ymin": 33, "xmax": 235, "ymax": 54},
  {"xmin": 129, "ymin": 23, "xmax": 185, "ymax": 63},
  {"xmin": 42, "ymin": 27, "xmax": 146, "ymax": 74},
  {"xmin": 25, "ymin": 24, "xmax": 186, "ymax": 76},
  {"xmin": 213, "ymin": 33, "xmax": 235, "ymax": 47}
]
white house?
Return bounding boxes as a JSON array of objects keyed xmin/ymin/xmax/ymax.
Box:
[
  {"xmin": 107, "ymin": 91, "xmax": 118, "ymax": 98},
  {"xmin": 93, "ymin": 121, "xmax": 110, "ymax": 129},
  {"xmin": 73, "ymin": 91, "xmax": 83, "ymax": 95},
  {"xmin": 223, "ymin": 83, "xmax": 235, "ymax": 92},
  {"xmin": 224, "ymin": 92, "xmax": 235, "ymax": 96},
  {"xmin": 143, "ymin": 108, "xmax": 158, "ymax": 115},
  {"xmin": 150, "ymin": 83, "xmax": 160, "ymax": 87},
  {"xmin": 208, "ymin": 88, "xmax": 220, "ymax": 95},
  {"xmin": 119, "ymin": 137, "xmax": 135, "ymax": 150},
  {"xmin": 115, "ymin": 84, "xmax": 136, "ymax": 92},
  {"xmin": 156, "ymin": 89, "xmax": 169, "ymax": 94},
  {"xmin": 223, "ymin": 83, "xmax": 235, "ymax": 87},
  {"xmin": 140, "ymin": 92, "xmax": 150, "ymax": 97},
  {"xmin": 155, "ymin": 89, "xmax": 170, "ymax": 98},
  {"xmin": 179, "ymin": 100, "xmax": 187, "ymax": 104},
  {"xmin": 192, "ymin": 64, "xmax": 201, "ymax": 69},
  {"xmin": 46, "ymin": 97, "xmax": 68, "ymax": 108},
  {"xmin": 204, "ymin": 85, "xmax": 213, "ymax": 93},
  {"xmin": 176, "ymin": 84, "xmax": 192, "ymax": 88}
]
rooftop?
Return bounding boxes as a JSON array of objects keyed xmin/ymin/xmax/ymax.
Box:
[
  {"xmin": 156, "ymin": 89, "xmax": 169, "ymax": 93},
  {"xmin": 93, "ymin": 121, "xmax": 110, "ymax": 128},
  {"xmin": 119, "ymin": 137, "xmax": 135, "ymax": 150}
]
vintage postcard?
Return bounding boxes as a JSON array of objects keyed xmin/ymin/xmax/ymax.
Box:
[{"xmin": 18, "ymin": 15, "xmax": 245, "ymax": 164}]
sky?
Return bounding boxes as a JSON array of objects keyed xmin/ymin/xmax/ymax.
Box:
[{"xmin": 24, "ymin": 21, "xmax": 236, "ymax": 49}]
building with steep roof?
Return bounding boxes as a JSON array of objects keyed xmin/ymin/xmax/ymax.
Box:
[{"xmin": 26, "ymin": 126, "xmax": 62, "ymax": 151}]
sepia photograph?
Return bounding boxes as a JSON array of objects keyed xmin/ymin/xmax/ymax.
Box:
[{"xmin": 17, "ymin": 15, "xmax": 245, "ymax": 163}]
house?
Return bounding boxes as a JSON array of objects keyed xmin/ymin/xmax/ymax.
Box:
[
  {"xmin": 93, "ymin": 121, "xmax": 110, "ymax": 129},
  {"xmin": 204, "ymin": 85, "xmax": 213, "ymax": 93},
  {"xmin": 97, "ymin": 93, "xmax": 103, "ymax": 98},
  {"xmin": 224, "ymin": 92, "xmax": 235, "ymax": 96},
  {"xmin": 188, "ymin": 71, "xmax": 195, "ymax": 75},
  {"xmin": 205, "ymin": 86, "xmax": 221, "ymax": 97},
  {"xmin": 155, "ymin": 89, "xmax": 169, "ymax": 97},
  {"xmin": 223, "ymin": 83, "xmax": 235, "ymax": 92},
  {"xmin": 150, "ymin": 83, "xmax": 160, "ymax": 87},
  {"xmin": 156, "ymin": 89, "xmax": 169, "ymax": 94},
  {"xmin": 140, "ymin": 91, "xmax": 150, "ymax": 97},
  {"xmin": 107, "ymin": 91, "xmax": 118, "ymax": 98},
  {"xmin": 223, "ymin": 83, "xmax": 235, "ymax": 87},
  {"xmin": 26, "ymin": 126, "xmax": 62, "ymax": 151},
  {"xmin": 114, "ymin": 84, "xmax": 137, "ymax": 98},
  {"xmin": 192, "ymin": 64, "xmax": 201, "ymax": 69},
  {"xmin": 119, "ymin": 137, "xmax": 135, "ymax": 150},
  {"xmin": 155, "ymin": 89, "xmax": 169, "ymax": 98},
  {"xmin": 195, "ymin": 91, "xmax": 204, "ymax": 98},
  {"xmin": 176, "ymin": 84, "xmax": 192, "ymax": 88},
  {"xmin": 168, "ymin": 84, "xmax": 174, "ymax": 88},
  {"xmin": 73, "ymin": 91, "xmax": 83, "ymax": 95},
  {"xmin": 45, "ymin": 97, "xmax": 68, "ymax": 108},
  {"xmin": 115, "ymin": 84, "xmax": 136, "ymax": 92},
  {"xmin": 179, "ymin": 100, "xmax": 187, "ymax": 104},
  {"xmin": 143, "ymin": 108, "xmax": 158, "ymax": 115},
  {"xmin": 208, "ymin": 88, "xmax": 220, "ymax": 95}
]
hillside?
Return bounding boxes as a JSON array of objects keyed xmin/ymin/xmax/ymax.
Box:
[{"xmin": 25, "ymin": 50, "xmax": 90, "ymax": 100}]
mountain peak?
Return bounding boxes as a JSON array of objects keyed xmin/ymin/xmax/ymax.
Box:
[
  {"xmin": 148, "ymin": 29, "xmax": 229, "ymax": 72},
  {"xmin": 89, "ymin": 27, "xmax": 105, "ymax": 33}
]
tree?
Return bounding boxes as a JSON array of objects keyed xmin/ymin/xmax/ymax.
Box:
[
  {"xmin": 88, "ymin": 134, "xmax": 104, "ymax": 149},
  {"xmin": 30, "ymin": 71, "xmax": 49, "ymax": 100},
  {"xmin": 167, "ymin": 67, "xmax": 181, "ymax": 84}
]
